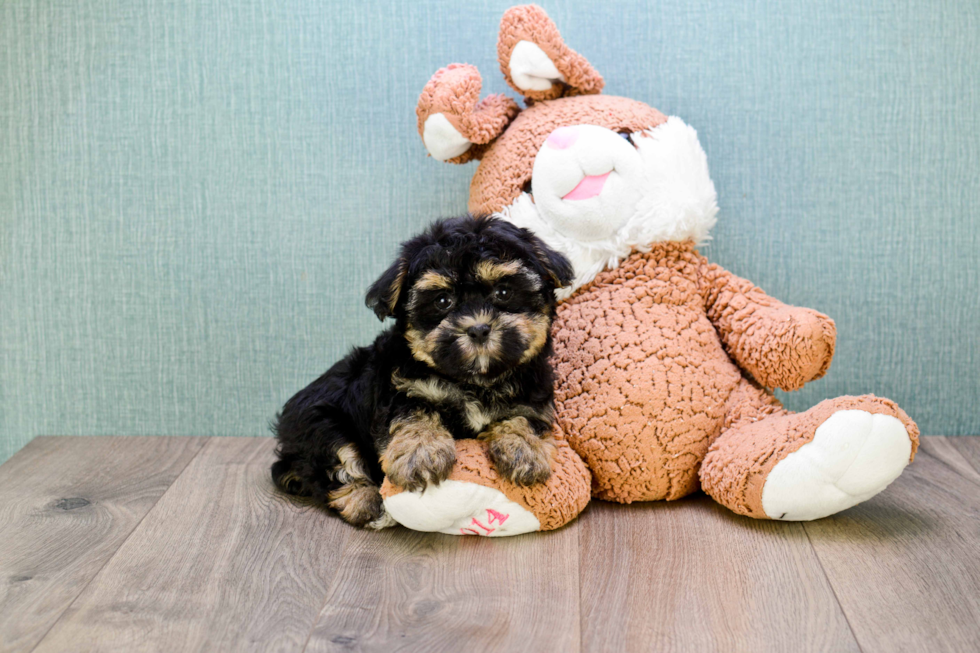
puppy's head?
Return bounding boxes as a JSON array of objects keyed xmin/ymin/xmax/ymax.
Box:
[{"xmin": 366, "ymin": 215, "xmax": 573, "ymax": 380}]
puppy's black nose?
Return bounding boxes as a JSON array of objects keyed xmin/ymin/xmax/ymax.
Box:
[{"xmin": 466, "ymin": 323, "xmax": 492, "ymax": 344}]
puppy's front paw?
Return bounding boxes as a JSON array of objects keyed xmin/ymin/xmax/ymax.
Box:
[
  {"xmin": 481, "ymin": 418, "xmax": 556, "ymax": 487},
  {"xmin": 383, "ymin": 411, "xmax": 456, "ymax": 492}
]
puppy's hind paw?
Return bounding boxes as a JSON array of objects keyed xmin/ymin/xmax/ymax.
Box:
[
  {"xmin": 365, "ymin": 509, "xmax": 398, "ymax": 531},
  {"xmin": 327, "ymin": 481, "xmax": 384, "ymax": 528}
]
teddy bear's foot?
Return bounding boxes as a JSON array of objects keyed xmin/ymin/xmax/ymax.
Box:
[
  {"xmin": 761, "ymin": 409, "xmax": 912, "ymax": 520},
  {"xmin": 380, "ymin": 437, "xmax": 591, "ymax": 536},
  {"xmin": 383, "ymin": 480, "xmax": 541, "ymax": 536},
  {"xmin": 701, "ymin": 395, "xmax": 919, "ymax": 520}
]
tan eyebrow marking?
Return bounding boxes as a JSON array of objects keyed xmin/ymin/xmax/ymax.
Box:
[
  {"xmin": 414, "ymin": 270, "xmax": 454, "ymax": 291},
  {"xmin": 475, "ymin": 259, "xmax": 523, "ymax": 283}
]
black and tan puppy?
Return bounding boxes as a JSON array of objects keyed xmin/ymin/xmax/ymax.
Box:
[{"xmin": 271, "ymin": 215, "xmax": 573, "ymax": 528}]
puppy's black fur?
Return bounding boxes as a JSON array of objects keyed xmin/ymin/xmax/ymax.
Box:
[{"xmin": 271, "ymin": 215, "xmax": 573, "ymax": 528}]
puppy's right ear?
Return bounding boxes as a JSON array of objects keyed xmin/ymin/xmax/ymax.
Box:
[
  {"xmin": 365, "ymin": 258, "xmax": 408, "ymax": 321},
  {"xmin": 529, "ymin": 234, "xmax": 574, "ymax": 290}
]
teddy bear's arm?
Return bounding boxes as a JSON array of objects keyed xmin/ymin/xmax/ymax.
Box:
[{"xmin": 698, "ymin": 260, "xmax": 837, "ymax": 391}]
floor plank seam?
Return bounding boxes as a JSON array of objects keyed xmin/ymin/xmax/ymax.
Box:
[
  {"xmin": 801, "ymin": 523, "xmax": 865, "ymax": 653},
  {"xmin": 25, "ymin": 436, "xmax": 211, "ymax": 653}
]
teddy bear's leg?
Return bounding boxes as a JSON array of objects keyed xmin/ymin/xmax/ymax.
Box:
[
  {"xmin": 382, "ymin": 478, "xmax": 542, "ymax": 536},
  {"xmin": 380, "ymin": 435, "xmax": 591, "ymax": 536},
  {"xmin": 700, "ymin": 382, "xmax": 919, "ymax": 521}
]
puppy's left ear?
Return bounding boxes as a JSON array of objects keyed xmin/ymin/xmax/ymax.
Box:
[
  {"xmin": 365, "ymin": 258, "xmax": 408, "ymax": 321},
  {"xmin": 528, "ymin": 234, "xmax": 574, "ymax": 290}
]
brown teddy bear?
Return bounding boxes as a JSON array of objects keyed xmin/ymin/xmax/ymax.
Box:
[{"xmin": 388, "ymin": 4, "xmax": 919, "ymax": 533}]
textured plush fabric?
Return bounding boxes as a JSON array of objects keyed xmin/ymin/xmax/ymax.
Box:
[
  {"xmin": 551, "ymin": 243, "xmax": 918, "ymax": 507},
  {"xmin": 380, "ymin": 427, "xmax": 592, "ymax": 532},
  {"xmin": 700, "ymin": 261, "xmax": 837, "ymax": 392},
  {"xmin": 554, "ymin": 243, "xmax": 823, "ymax": 501},
  {"xmin": 553, "ymin": 244, "xmax": 743, "ymax": 502},
  {"xmin": 2, "ymin": 0, "xmax": 979, "ymax": 464}
]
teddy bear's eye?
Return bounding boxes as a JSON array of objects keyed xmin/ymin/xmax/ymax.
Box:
[{"xmin": 618, "ymin": 130, "xmax": 636, "ymax": 147}]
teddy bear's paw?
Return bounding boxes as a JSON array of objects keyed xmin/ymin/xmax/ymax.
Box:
[
  {"xmin": 383, "ymin": 480, "xmax": 540, "ymax": 536},
  {"xmin": 761, "ymin": 409, "xmax": 913, "ymax": 521}
]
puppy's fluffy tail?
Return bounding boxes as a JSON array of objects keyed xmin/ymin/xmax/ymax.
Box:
[{"xmin": 270, "ymin": 414, "xmax": 311, "ymax": 497}]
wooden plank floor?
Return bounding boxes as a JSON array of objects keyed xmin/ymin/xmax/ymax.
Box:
[{"xmin": 1, "ymin": 436, "xmax": 978, "ymax": 653}]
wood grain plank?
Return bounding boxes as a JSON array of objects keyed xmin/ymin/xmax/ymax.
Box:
[
  {"xmin": 305, "ymin": 521, "xmax": 581, "ymax": 653},
  {"xmin": 804, "ymin": 436, "xmax": 980, "ymax": 653},
  {"xmin": 580, "ymin": 496, "xmax": 860, "ymax": 653},
  {"xmin": 32, "ymin": 437, "xmax": 355, "ymax": 653},
  {"xmin": 0, "ymin": 436, "xmax": 207, "ymax": 653}
]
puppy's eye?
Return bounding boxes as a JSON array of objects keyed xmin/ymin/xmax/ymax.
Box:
[
  {"xmin": 494, "ymin": 287, "xmax": 511, "ymax": 301},
  {"xmin": 521, "ymin": 178, "xmax": 533, "ymax": 196},
  {"xmin": 434, "ymin": 294, "xmax": 454, "ymax": 311},
  {"xmin": 618, "ymin": 130, "xmax": 636, "ymax": 147}
]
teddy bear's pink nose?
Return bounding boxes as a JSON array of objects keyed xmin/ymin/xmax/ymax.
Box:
[{"xmin": 545, "ymin": 126, "xmax": 579, "ymax": 150}]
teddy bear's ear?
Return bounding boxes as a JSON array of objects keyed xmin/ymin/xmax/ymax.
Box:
[
  {"xmin": 417, "ymin": 64, "xmax": 521, "ymax": 164},
  {"xmin": 497, "ymin": 4, "xmax": 604, "ymax": 101}
]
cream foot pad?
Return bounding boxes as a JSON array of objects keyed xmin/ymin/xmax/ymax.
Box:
[{"xmin": 762, "ymin": 410, "xmax": 913, "ymax": 521}]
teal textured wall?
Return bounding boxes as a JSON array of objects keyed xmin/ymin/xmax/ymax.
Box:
[{"xmin": 2, "ymin": 0, "xmax": 978, "ymax": 462}]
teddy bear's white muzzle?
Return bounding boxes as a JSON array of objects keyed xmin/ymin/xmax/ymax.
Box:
[{"xmin": 531, "ymin": 124, "xmax": 644, "ymax": 242}]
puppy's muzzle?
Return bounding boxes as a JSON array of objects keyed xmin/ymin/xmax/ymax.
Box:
[{"xmin": 466, "ymin": 323, "xmax": 492, "ymax": 344}]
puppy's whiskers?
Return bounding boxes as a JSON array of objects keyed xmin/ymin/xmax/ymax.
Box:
[
  {"xmin": 453, "ymin": 311, "xmax": 507, "ymax": 375},
  {"xmin": 496, "ymin": 312, "xmax": 551, "ymax": 363},
  {"xmin": 405, "ymin": 324, "xmax": 442, "ymax": 368}
]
